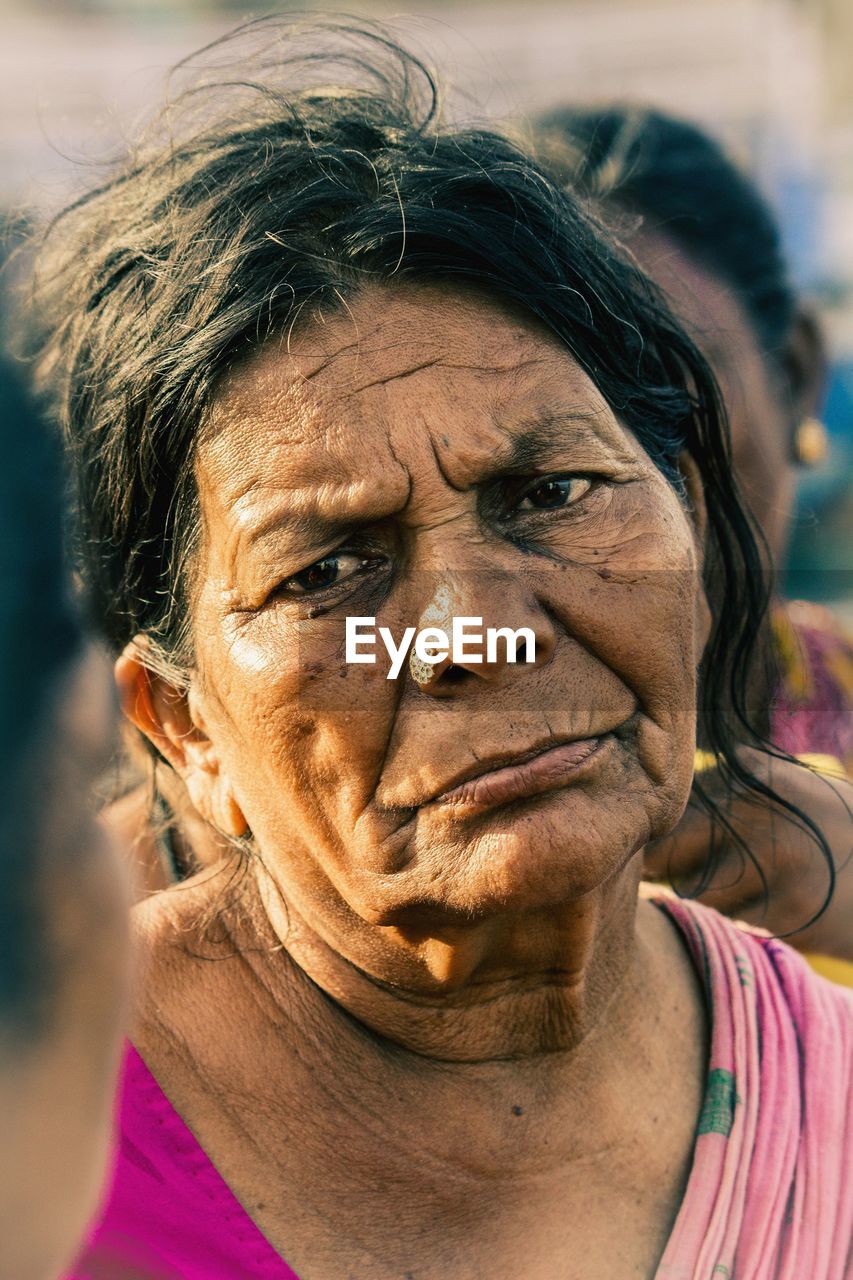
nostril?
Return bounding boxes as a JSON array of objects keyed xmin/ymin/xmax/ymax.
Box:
[
  {"xmin": 514, "ymin": 637, "xmax": 535, "ymax": 664},
  {"xmin": 440, "ymin": 664, "xmax": 468, "ymax": 685}
]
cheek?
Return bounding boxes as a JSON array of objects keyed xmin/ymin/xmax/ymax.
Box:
[
  {"xmin": 545, "ymin": 566, "xmax": 699, "ymax": 802},
  {"xmin": 716, "ymin": 357, "xmax": 788, "ymax": 477},
  {"xmin": 538, "ymin": 484, "xmax": 703, "ymax": 831},
  {"xmin": 201, "ymin": 615, "xmax": 400, "ymax": 846},
  {"xmin": 542, "ymin": 481, "xmax": 703, "ymax": 717}
]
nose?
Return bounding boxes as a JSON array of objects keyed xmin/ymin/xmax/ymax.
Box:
[{"xmin": 410, "ymin": 571, "xmax": 556, "ymax": 696}]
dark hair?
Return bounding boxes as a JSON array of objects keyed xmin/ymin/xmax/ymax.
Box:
[
  {"xmin": 0, "ymin": 346, "xmax": 82, "ymax": 1032},
  {"xmin": 23, "ymin": 18, "xmax": 830, "ymax": 915},
  {"xmin": 535, "ymin": 105, "xmax": 798, "ymax": 361}
]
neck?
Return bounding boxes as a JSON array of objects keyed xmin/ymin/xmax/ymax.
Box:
[
  {"xmin": 216, "ymin": 862, "xmax": 706, "ymax": 1196},
  {"xmin": 247, "ymin": 856, "xmax": 656, "ymax": 1063},
  {"xmin": 136, "ymin": 861, "xmax": 706, "ymax": 1220}
]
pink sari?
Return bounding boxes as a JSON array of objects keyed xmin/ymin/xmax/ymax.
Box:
[
  {"xmin": 656, "ymin": 898, "xmax": 852, "ymax": 1279},
  {"xmin": 70, "ymin": 899, "xmax": 852, "ymax": 1279}
]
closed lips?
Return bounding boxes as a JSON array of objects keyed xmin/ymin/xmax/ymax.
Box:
[{"xmin": 434, "ymin": 737, "xmax": 606, "ymax": 811}]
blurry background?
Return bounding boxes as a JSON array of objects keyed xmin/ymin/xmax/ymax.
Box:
[{"xmin": 1, "ymin": 0, "xmax": 850, "ymax": 613}]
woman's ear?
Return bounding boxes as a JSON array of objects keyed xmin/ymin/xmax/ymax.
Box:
[
  {"xmin": 677, "ymin": 450, "xmax": 708, "ymax": 556},
  {"xmin": 781, "ymin": 304, "xmax": 828, "ymax": 440},
  {"xmin": 114, "ymin": 641, "xmax": 248, "ymax": 838}
]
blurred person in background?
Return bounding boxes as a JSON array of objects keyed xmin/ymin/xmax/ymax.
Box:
[
  {"xmin": 536, "ymin": 106, "xmax": 852, "ymax": 972},
  {"xmin": 0, "ymin": 349, "xmax": 130, "ymax": 1279},
  {"xmin": 25, "ymin": 21, "xmax": 851, "ymax": 1279}
]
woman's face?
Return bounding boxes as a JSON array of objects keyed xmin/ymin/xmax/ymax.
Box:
[
  {"xmin": 181, "ymin": 285, "xmax": 707, "ymax": 990},
  {"xmin": 631, "ymin": 230, "xmax": 797, "ymax": 563}
]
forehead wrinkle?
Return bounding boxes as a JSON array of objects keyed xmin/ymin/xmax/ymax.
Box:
[
  {"xmin": 290, "ymin": 328, "xmax": 443, "ymax": 387},
  {"xmin": 343, "ymin": 356, "xmax": 444, "ymax": 397},
  {"xmin": 341, "ymin": 354, "xmax": 552, "ymax": 398},
  {"xmin": 299, "ymin": 336, "xmax": 363, "ymax": 382},
  {"xmin": 201, "ymin": 378, "xmax": 381, "ymax": 503},
  {"xmin": 202, "ymin": 298, "xmax": 639, "ymax": 566}
]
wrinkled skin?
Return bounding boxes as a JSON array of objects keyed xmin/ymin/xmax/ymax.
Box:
[
  {"xmin": 120, "ymin": 286, "xmax": 712, "ymax": 1279},
  {"xmin": 112, "ymin": 236, "xmax": 852, "ymax": 971}
]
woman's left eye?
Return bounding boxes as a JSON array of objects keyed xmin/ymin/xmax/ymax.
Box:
[
  {"xmin": 516, "ymin": 476, "xmax": 592, "ymax": 511},
  {"xmin": 281, "ymin": 552, "xmax": 373, "ymax": 597}
]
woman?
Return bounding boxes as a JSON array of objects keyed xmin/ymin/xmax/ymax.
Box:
[
  {"xmin": 105, "ymin": 106, "xmax": 853, "ymax": 971},
  {"xmin": 535, "ymin": 107, "xmax": 852, "ymax": 962},
  {"xmin": 28, "ymin": 22, "xmax": 851, "ymax": 1279},
  {"xmin": 0, "ymin": 351, "xmax": 130, "ymax": 1280}
]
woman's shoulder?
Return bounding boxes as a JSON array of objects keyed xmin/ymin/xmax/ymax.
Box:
[
  {"xmin": 129, "ymin": 862, "xmax": 285, "ymax": 1081},
  {"xmin": 131, "ymin": 873, "xmax": 228, "ymax": 1039},
  {"xmin": 655, "ymin": 897, "xmax": 852, "ymax": 1279},
  {"xmin": 66, "ymin": 878, "xmax": 302, "ymax": 1278},
  {"xmin": 657, "ymin": 894, "xmax": 853, "ymax": 1036},
  {"xmin": 132, "ymin": 861, "xmax": 240, "ymax": 937},
  {"xmin": 132, "ymin": 861, "xmax": 260, "ymax": 991}
]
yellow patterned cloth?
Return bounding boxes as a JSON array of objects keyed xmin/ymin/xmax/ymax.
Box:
[{"xmin": 771, "ymin": 600, "xmax": 853, "ymax": 775}]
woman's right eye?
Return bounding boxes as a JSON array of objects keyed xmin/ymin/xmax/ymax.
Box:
[{"xmin": 277, "ymin": 552, "xmax": 376, "ymax": 598}]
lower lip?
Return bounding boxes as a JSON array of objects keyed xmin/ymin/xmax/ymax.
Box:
[{"xmin": 436, "ymin": 737, "xmax": 607, "ymax": 813}]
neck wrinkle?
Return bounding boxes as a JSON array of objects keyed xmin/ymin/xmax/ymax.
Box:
[{"xmin": 247, "ymin": 855, "xmax": 648, "ymax": 1065}]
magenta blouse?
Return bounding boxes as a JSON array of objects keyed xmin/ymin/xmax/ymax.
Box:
[{"xmin": 69, "ymin": 1045, "xmax": 299, "ymax": 1280}]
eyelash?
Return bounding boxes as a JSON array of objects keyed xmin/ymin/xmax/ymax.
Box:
[{"xmin": 274, "ymin": 473, "xmax": 598, "ymax": 600}]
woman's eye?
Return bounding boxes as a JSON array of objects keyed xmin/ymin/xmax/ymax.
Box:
[
  {"xmin": 517, "ymin": 476, "xmax": 592, "ymax": 511},
  {"xmin": 283, "ymin": 552, "xmax": 371, "ymax": 597}
]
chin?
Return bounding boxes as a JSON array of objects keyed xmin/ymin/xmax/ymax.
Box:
[{"xmin": 379, "ymin": 784, "xmax": 651, "ymax": 923}]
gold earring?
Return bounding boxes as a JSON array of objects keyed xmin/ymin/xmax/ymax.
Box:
[{"xmin": 794, "ymin": 416, "xmax": 829, "ymax": 467}]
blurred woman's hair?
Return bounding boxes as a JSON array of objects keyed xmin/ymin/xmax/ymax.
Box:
[
  {"xmin": 20, "ymin": 17, "xmax": 830, "ymax": 907},
  {"xmin": 534, "ymin": 105, "xmax": 798, "ymax": 362}
]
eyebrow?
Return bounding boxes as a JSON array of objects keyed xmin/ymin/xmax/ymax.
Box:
[
  {"xmin": 239, "ymin": 479, "xmax": 411, "ymax": 559},
  {"xmin": 476, "ymin": 409, "xmax": 615, "ymax": 478},
  {"xmin": 239, "ymin": 408, "xmax": 612, "ymax": 557}
]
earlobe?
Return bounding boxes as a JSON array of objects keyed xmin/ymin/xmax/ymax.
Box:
[
  {"xmin": 214, "ymin": 778, "xmax": 249, "ymax": 839},
  {"xmin": 183, "ymin": 772, "xmax": 248, "ymax": 838}
]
